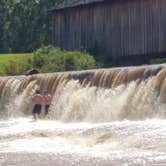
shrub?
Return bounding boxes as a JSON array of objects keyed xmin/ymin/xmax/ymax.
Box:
[
  {"xmin": 32, "ymin": 45, "xmax": 100, "ymax": 73},
  {"xmin": 3, "ymin": 58, "xmax": 32, "ymax": 75}
]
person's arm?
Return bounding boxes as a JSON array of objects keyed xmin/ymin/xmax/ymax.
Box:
[{"xmin": 49, "ymin": 94, "xmax": 53, "ymax": 104}]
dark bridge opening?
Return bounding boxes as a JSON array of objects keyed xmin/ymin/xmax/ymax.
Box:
[{"xmin": 104, "ymin": 52, "xmax": 166, "ymax": 67}]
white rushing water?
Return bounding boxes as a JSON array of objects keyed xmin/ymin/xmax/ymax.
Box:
[
  {"xmin": 0, "ymin": 118, "xmax": 166, "ymax": 165},
  {"xmin": 0, "ymin": 67, "xmax": 166, "ymax": 165}
]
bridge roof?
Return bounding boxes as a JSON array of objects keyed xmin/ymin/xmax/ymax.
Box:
[{"xmin": 49, "ymin": 0, "xmax": 105, "ymax": 11}]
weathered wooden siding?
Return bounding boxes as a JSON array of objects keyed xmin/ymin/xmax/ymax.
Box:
[{"xmin": 51, "ymin": 0, "xmax": 166, "ymax": 61}]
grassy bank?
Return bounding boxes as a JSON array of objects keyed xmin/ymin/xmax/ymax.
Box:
[
  {"xmin": 0, "ymin": 46, "xmax": 98, "ymax": 76},
  {"xmin": 0, "ymin": 53, "xmax": 32, "ymax": 75},
  {"xmin": 1, "ymin": 51, "xmax": 165, "ymax": 76},
  {"xmin": 0, "ymin": 53, "xmax": 32, "ymax": 63},
  {"xmin": 150, "ymin": 58, "xmax": 166, "ymax": 64}
]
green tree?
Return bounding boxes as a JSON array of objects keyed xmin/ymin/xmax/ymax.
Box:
[{"xmin": 0, "ymin": 0, "xmax": 61, "ymax": 53}]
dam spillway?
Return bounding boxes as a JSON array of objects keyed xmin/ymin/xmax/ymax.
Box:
[
  {"xmin": 0, "ymin": 64, "xmax": 166, "ymax": 165},
  {"xmin": 0, "ymin": 64, "xmax": 166, "ymax": 121}
]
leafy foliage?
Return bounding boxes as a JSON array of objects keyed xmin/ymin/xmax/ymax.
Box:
[
  {"xmin": 0, "ymin": 46, "xmax": 100, "ymax": 76},
  {"xmin": 32, "ymin": 45, "xmax": 99, "ymax": 73},
  {"xmin": 0, "ymin": 0, "xmax": 61, "ymax": 53}
]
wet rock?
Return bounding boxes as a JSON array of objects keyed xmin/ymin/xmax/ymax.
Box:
[{"xmin": 25, "ymin": 69, "xmax": 39, "ymax": 76}]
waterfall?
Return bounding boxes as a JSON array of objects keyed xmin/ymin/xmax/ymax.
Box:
[
  {"xmin": 0, "ymin": 64, "xmax": 165, "ymax": 122},
  {"xmin": 1, "ymin": 65, "xmax": 166, "ymax": 165}
]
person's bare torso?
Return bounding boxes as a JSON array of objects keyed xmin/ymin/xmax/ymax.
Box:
[
  {"xmin": 43, "ymin": 94, "xmax": 52, "ymax": 105},
  {"xmin": 32, "ymin": 94, "xmax": 43, "ymax": 105}
]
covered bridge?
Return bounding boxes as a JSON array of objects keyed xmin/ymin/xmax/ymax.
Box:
[{"xmin": 49, "ymin": 0, "xmax": 166, "ymax": 65}]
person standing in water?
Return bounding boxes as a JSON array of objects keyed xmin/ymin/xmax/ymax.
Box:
[
  {"xmin": 42, "ymin": 90, "xmax": 52, "ymax": 116},
  {"xmin": 32, "ymin": 90, "xmax": 43, "ymax": 120}
]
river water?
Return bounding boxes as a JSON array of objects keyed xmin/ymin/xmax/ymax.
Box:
[
  {"xmin": 0, "ymin": 118, "xmax": 166, "ymax": 165},
  {"xmin": 0, "ymin": 66, "xmax": 166, "ymax": 165}
]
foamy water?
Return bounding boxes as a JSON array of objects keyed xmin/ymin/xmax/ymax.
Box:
[
  {"xmin": 0, "ymin": 118, "xmax": 166, "ymax": 165},
  {"xmin": 0, "ymin": 66, "xmax": 166, "ymax": 165}
]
